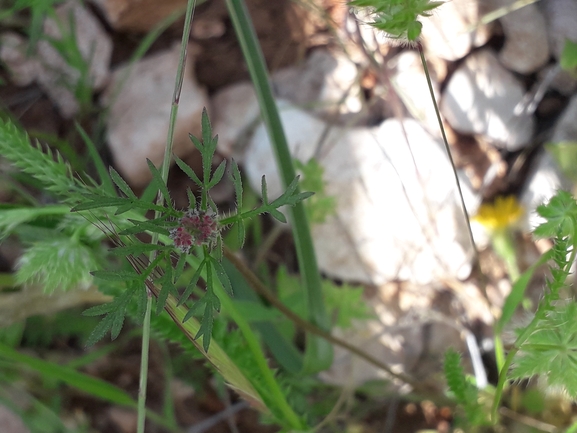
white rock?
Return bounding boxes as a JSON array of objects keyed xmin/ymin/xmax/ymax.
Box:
[
  {"xmin": 244, "ymin": 105, "xmax": 477, "ymax": 285},
  {"xmin": 0, "ymin": 33, "xmax": 39, "ymax": 86},
  {"xmin": 542, "ymin": 0, "xmax": 577, "ymax": 58},
  {"xmin": 42, "ymin": 1, "xmax": 111, "ymax": 117},
  {"xmin": 272, "ymin": 49, "xmax": 362, "ymax": 118},
  {"xmin": 211, "ymin": 82, "xmax": 261, "ymax": 158},
  {"xmin": 0, "ymin": 2, "xmax": 112, "ymax": 118},
  {"xmin": 420, "ymin": 0, "xmax": 493, "ymax": 61},
  {"xmin": 440, "ymin": 49, "xmax": 534, "ymax": 151},
  {"xmin": 527, "ymin": 95, "xmax": 577, "ymax": 230},
  {"xmin": 498, "ymin": 2, "xmax": 549, "ymax": 74},
  {"xmin": 520, "ymin": 151, "xmax": 571, "ymax": 231},
  {"xmin": 390, "ymin": 51, "xmax": 441, "ymax": 136},
  {"xmin": 520, "ymin": 91, "xmax": 573, "ymax": 229},
  {"xmin": 103, "ymin": 44, "xmax": 209, "ymax": 186}
]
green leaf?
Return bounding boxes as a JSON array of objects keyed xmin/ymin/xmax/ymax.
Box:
[
  {"xmin": 0, "ymin": 205, "xmax": 70, "ymax": 240},
  {"xmin": 230, "ymin": 159, "xmax": 243, "ymax": 210},
  {"xmin": 119, "ymin": 218, "xmax": 173, "ymax": 236},
  {"xmin": 295, "ymin": 158, "xmax": 337, "ymax": 224},
  {"xmin": 269, "ymin": 208, "xmax": 286, "ymax": 223},
  {"xmin": 179, "ymin": 260, "xmax": 205, "ymax": 305},
  {"xmin": 497, "ymin": 250, "xmax": 553, "ymax": 334},
  {"xmin": 155, "ymin": 266, "xmax": 178, "ymax": 315},
  {"xmin": 174, "ymin": 253, "xmax": 187, "ymax": 283},
  {"xmin": 109, "ymin": 166, "xmax": 137, "ymax": 199},
  {"xmin": 0, "ymin": 342, "xmax": 136, "ymax": 407},
  {"xmin": 561, "ymin": 39, "xmax": 577, "ymax": 74},
  {"xmin": 75, "ymin": 122, "xmax": 115, "ymax": 195},
  {"xmin": 207, "ymin": 159, "xmax": 227, "ymax": 189},
  {"xmin": 91, "ymin": 270, "xmax": 140, "ymax": 282},
  {"xmin": 512, "ymin": 303, "xmax": 577, "ymax": 398},
  {"xmin": 444, "ymin": 348, "xmax": 469, "ymax": 403},
  {"xmin": 534, "ymin": 190, "xmax": 577, "ymax": 238},
  {"xmin": 82, "ymin": 303, "xmax": 116, "ymax": 316},
  {"xmin": 109, "ymin": 243, "xmax": 171, "ymax": 256},
  {"xmin": 85, "ymin": 285, "xmax": 137, "ymax": 345},
  {"xmin": 135, "ymin": 283, "xmax": 148, "ymax": 323},
  {"xmin": 231, "ymin": 300, "xmax": 282, "ymax": 321},
  {"xmin": 236, "ymin": 219, "xmax": 246, "ymax": 249},
  {"xmin": 174, "ymin": 154, "xmax": 202, "ymax": 187},
  {"xmin": 261, "ymin": 175, "xmax": 269, "ymax": 204},
  {"xmin": 115, "ymin": 203, "xmax": 135, "ymax": 215},
  {"xmin": 71, "ymin": 195, "xmax": 132, "ymax": 211},
  {"xmin": 0, "ymin": 119, "xmax": 83, "ymax": 200},
  {"xmin": 195, "ymin": 294, "xmax": 219, "ymax": 352},
  {"xmin": 444, "ymin": 348, "xmax": 489, "ymax": 425},
  {"xmin": 322, "ymin": 280, "xmax": 373, "ymax": 328},
  {"xmin": 201, "ymin": 108, "xmax": 214, "ymax": 152},
  {"xmin": 146, "ymin": 159, "xmax": 173, "ymax": 209},
  {"xmin": 210, "ymin": 256, "xmax": 233, "ymax": 296},
  {"xmin": 16, "ymin": 238, "xmax": 99, "ymax": 293}
]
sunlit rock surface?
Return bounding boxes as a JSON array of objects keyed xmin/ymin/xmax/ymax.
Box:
[
  {"xmin": 440, "ymin": 49, "xmax": 534, "ymax": 151},
  {"xmin": 242, "ymin": 105, "xmax": 478, "ymax": 285},
  {"xmin": 103, "ymin": 44, "xmax": 208, "ymax": 186}
]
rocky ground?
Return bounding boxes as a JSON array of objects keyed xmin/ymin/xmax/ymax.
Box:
[{"xmin": 1, "ymin": 0, "xmax": 577, "ymax": 432}]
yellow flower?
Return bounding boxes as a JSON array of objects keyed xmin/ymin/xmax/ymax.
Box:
[{"xmin": 474, "ymin": 195, "xmax": 524, "ymax": 231}]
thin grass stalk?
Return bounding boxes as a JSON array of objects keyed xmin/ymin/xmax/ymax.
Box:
[
  {"xmin": 417, "ymin": 45, "xmax": 479, "ymax": 269},
  {"xmin": 137, "ymin": 1, "xmax": 197, "ymax": 431},
  {"xmin": 224, "ymin": 0, "xmax": 332, "ymax": 373}
]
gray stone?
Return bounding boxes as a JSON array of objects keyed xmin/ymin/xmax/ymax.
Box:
[
  {"xmin": 390, "ymin": 51, "xmax": 441, "ymax": 136},
  {"xmin": 243, "ymin": 105, "xmax": 477, "ymax": 285},
  {"xmin": 420, "ymin": 0, "xmax": 493, "ymax": 61},
  {"xmin": 542, "ymin": 0, "xmax": 577, "ymax": 58},
  {"xmin": 440, "ymin": 49, "xmax": 534, "ymax": 151},
  {"xmin": 103, "ymin": 44, "xmax": 209, "ymax": 186},
  {"xmin": 498, "ymin": 2, "xmax": 549, "ymax": 74},
  {"xmin": 520, "ymin": 151, "xmax": 571, "ymax": 231},
  {"xmin": 211, "ymin": 82, "xmax": 261, "ymax": 158},
  {"xmin": 0, "ymin": 1, "xmax": 112, "ymax": 118},
  {"xmin": 272, "ymin": 49, "xmax": 362, "ymax": 119}
]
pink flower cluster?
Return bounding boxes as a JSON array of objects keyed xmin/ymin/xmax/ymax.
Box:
[{"xmin": 170, "ymin": 208, "xmax": 219, "ymax": 253}]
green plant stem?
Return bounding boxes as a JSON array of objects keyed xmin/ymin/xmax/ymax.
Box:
[
  {"xmin": 224, "ymin": 0, "xmax": 332, "ymax": 373},
  {"xmin": 137, "ymin": 1, "xmax": 197, "ymax": 432},
  {"xmin": 136, "ymin": 296, "xmax": 152, "ymax": 433},
  {"xmin": 223, "ymin": 246, "xmax": 444, "ymax": 400}
]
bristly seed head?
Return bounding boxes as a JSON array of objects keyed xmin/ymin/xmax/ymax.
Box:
[{"xmin": 170, "ymin": 207, "xmax": 220, "ymax": 253}]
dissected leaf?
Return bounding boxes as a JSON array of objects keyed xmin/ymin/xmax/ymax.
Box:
[
  {"xmin": 210, "ymin": 256, "xmax": 233, "ymax": 296},
  {"xmin": 109, "ymin": 167, "xmax": 137, "ymax": 199},
  {"xmin": 207, "ymin": 159, "xmax": 227, "ymax": 189},
  {"xmin": 534, "ymin": 190, "xmax": 577, "ymax": 238},
  {"xmin": 175, "ymin": 155, "xmax": 202, "ymax": 187},
  {"xmin": 16, "ymin": 238, "xmax": 99, "ymax": 293},
  {"xmin": 146, "ymin": 159, "xmax": 173, "ymax": 210},
  {"xmin": 179, "ymin": 259, "xmax": 206, "ymax": 305}
]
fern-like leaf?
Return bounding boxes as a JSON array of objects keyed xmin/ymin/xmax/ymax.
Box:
[
  {"xmin": 444, "ymin": 349, "xmax": 489, "ymax": 426},
  {"xmin": 0, "ymin": 119, "xmax": 86, "ymax": 200},
  {"xmin": 15, "ymin": 238, "xmax": 99, "ymax": 293}
]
